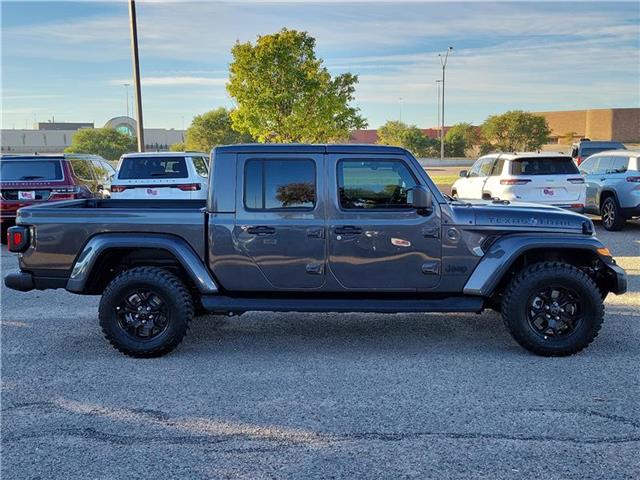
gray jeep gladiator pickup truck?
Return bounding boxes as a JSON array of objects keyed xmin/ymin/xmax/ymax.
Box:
[{"xmin": 5, "ymin": 144, "xmax": 627, "ymax": 358}]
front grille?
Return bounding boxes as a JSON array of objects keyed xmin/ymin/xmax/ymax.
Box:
[{"xmin": 0, "ymin": 190, "xmax": 51, "ymax": 201}]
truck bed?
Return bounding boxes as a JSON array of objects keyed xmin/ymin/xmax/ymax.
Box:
[{"xmin": 16, "ymin": 199, "xmax": 207, "ymax": 275}]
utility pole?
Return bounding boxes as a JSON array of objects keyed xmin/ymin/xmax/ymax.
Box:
[
  {"xmin": 435, "ymin": 80, "xmax": 442, "ymax": 140},
  {"xmin": 128, "ymin": 0, "xmax": 144, "ymax": 151},
  {"xmin": 438, "ymin": 46, "xmax": 453, "ymax": 160}
]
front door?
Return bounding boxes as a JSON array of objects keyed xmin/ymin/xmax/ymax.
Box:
[
  {"xmin": 327, "ymin": 154, "xmax": 442, "ymax": 291},
  {"xmin": 233, "ymin": 154, "xmax": 326, "ymax": 289}
]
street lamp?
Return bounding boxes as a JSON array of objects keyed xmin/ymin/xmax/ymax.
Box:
[
  {"xmin": 435, "ymin": 80, "xmax": 442, "ymax": 140},
  {"xmin": 128, "ymin": 0, "xmax": 145, "ymax": 151},
  {"xmin": 438, "ymin": 46, "xmax": 453, "ymax": 160}
]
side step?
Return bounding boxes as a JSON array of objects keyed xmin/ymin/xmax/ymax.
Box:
[{"xmin": 200, "ymin": 295, "xmax": 484, "ymax": 314}]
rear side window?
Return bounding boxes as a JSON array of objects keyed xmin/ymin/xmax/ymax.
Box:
[
  {"xmin": 510, "ymin": 157, "xmax": 579, "ymax": 176},
  {"xmin": 489, "ymin": 158, "xmax": 505, "ymax": 176},
  {"xmin": 118, "ymin": 157, "xmax": 188, "ymax": 179},
  {"xmin": 191, "ymin": 156, "xmax": 208, "ymax": 178},
  {"xmin": 244, "ymin": 159, "xmax": 315, "ymax": 210},
  {"xmin": 0, "ymin": 160, "xmax": 63, "ymax": 181},
  {"xmin": 338, "ymin": 160, "xmax": 417, "ymax": 209},
  {"xmin": 69, "ymin": 159, "xmax": 95, "ymax": 181}
]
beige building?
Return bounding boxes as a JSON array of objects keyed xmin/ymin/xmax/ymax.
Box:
[{"xmin": 534, "ymin": 108, "xmax": 640, "ymax": 144}]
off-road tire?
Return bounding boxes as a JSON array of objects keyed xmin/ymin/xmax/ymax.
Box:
[
  {"xmin": 601, "ymin": 196, "xmax": 625, "ymax": 231},
  {"xmin": 99, "ymin": 267, "xmax": 193, "ymax": 358},
  {"xmin": 501, "ymin": 262, "xmax": 604, "ymax": 356}
]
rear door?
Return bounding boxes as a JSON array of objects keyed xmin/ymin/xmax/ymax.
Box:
[
  {"xmin": 510, "ymin": 156, "xmax": 583, "ymax": 204},
  {"xmin": 327, "ymin": 153, "xmax": 441, "ymax": 291},
  {"xmin": 233, "ymin": 153, "xmax": 326, "ymax": 289}
]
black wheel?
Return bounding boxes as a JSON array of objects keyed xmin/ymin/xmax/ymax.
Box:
[
  {"xmin": 601, "ymin": 196, "xmax": 625, "ymax": 231},
  {"xmin": 501, "ymin": 262, "xmax": 604, "ymax": 356},
  {"xmin": 99, "ymin": 267, "xmax": 193, "ymax": 358}
]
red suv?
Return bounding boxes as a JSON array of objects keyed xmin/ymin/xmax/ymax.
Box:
[{"xmin": 1, "ymin": 154, "xmax": 115, "ymax": 242}]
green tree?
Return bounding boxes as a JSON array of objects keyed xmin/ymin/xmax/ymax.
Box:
[
  {"xmin": 377, "ymin": 120, "xmax": 438, "ymax": 157},
  {"xmin": 184, "ymin": 108, "xmax": 252, "ymax": 152},
  {"xmin": 169, "ymin": 142, "xmax": 185, "ymax": 152},
  {"xmin": 444, "ymin": 122, "xmax": 479, "ymax": 157},
  {"xmin": 481, "ymin": 110, "xmax": 551, "ymax": 151},
  {"xmin": 65, "ymin": 128, "xmax": 137, "ymax": 161},
  {"xmin": 227, "ymin": 28, "xmax": 367, "ymax": 143}
]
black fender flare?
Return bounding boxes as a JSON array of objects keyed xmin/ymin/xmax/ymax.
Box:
[
  {"xmin": 66, "ymin": 233, "xmax": 218, "ymax": 294},
  {"xmin": 463, "ymin": 233, "xmax": 627, "ymax": 296}
]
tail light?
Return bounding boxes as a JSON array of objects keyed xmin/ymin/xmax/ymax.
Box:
[
  {"xmin": 175, "ymin": 183, "xmax": 201, "ymax": 191},
  {"xmin": 111, "ymin": 185, "xmax": 128, "ymax": 193},
  {"xmin": 626, "ymin": 176, "xmax": 640, "ymax": 183},
  {"xmin": 7, "ymin": 225, "xmax": 29, "ymax": 253},
  {"xmin": 571, "ymin": 203, "xmax": 584, "ymax": 209},
  {"xmin": 567, "ymin": 178, "xmax": 585, "ymax": 184},
  {"xmin": 500, "ymin": 179, "xmax": 531, "ymax": 185}
]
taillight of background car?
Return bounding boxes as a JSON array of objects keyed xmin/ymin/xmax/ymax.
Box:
[
  {"xmin": 500, "ymin": 179, "xmax": 531, "ymax": 185},
  {"xmin": 7, "ymin": 225, "xmax": 30, "ymax": 252}
]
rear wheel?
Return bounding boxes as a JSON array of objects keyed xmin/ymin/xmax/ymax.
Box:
[
  {"xmin": 601, "ymin": 196, "xmax": 625, "ymax": 231},
  {"xmin": 501, "ymin": 262, "xmax": 604, "ymax": 356},
  {"xmin": 99, "ymin": 267, "xmax": 193, "ymax": 358}
]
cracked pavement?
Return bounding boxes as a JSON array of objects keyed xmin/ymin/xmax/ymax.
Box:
[{"xmin": 1, "ymin": 222, "xmax": 639, "ymax": 479}]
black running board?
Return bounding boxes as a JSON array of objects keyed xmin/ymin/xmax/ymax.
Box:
[{"xmin": 200, "ymin": 295, "xmax": 484, "ymax": 314}]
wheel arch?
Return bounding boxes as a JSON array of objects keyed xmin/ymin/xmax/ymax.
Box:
[
  {"xmin": 66, "ymin": 233, "xmax": 218, "ymax": 295},
  {"xmin": 463, "ymin": 234, "xmax": 625, "ymax": 298}
]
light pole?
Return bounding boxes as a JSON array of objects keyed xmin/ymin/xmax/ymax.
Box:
[
  {"xmin": 438, "ymin": 46, "xmax": 453, "ymax": 160},
  {"xmin": 398, "ymin": 97, "xmax": 403, "ymax": 122},
  {"xmin": 123, "ymin": 83, "xmax": 130, "ymax": 119},
  {"xmin": 435, "ymin": 80, "xmax": 442, "ymax": 140},
  {"xmin": 128, "ymin": 0, "xmax": 145, "ymax": 151}
]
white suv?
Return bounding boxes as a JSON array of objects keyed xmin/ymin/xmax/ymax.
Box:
[
  {"xmin": 111, "ymin": 152, "xmax": 209, "ymax": 200},
  {"xmin": 452, "ymin": 153, "xmax": 586, "ymax": 212}
]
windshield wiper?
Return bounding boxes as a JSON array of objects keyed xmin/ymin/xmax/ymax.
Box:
[
  {"xmin": 150, "ymin": 172, "xmax": 172, "ymax": 177},
  {"xmin": 19, "ymin": 175, "xmax": 45, "ymax": 180}
]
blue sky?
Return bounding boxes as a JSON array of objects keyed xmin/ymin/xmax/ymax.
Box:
[{"xmin": 2, "ymin": 0, "xmax": 639, "ymax": 130}]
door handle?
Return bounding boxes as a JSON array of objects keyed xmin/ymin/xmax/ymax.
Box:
[
  {"xmin": 334, "ymin": 226, "xmax": 362, "ymax": 235},
  {"xmin": 246, "ymin": 226, "xmax": 276, "ymax": 235}
]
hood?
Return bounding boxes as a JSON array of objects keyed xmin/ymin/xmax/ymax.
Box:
[{"xmin": 449, "ymin": 200, "xmax": 593, "ymax": 234}]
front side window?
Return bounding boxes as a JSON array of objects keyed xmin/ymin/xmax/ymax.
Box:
[
  {"xmin": 478, "ymin": 158, "xmax": 494, "ymax": 177},
  {"xmin": 608, "ymin": 156, "xmax": 628, "ymax": 173},
  {"xmin": 338, "ymin": 160, "xmax": 417, "ymax": 210},
  {"xmin": 244, "ymin": 159, "xmax": 315, "ymax": 210},
  {"xmin": 118, "ymin": 156, "xmax": 189, "ymax": 179},
  {"xmin": 579, "ymin": 156, "xmax": 597, "ymax": 174}
]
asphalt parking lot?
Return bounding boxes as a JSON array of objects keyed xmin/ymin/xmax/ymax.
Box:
[{"xmin": 1, "ymin": 221, "xmax": 639, "ymax": 480}]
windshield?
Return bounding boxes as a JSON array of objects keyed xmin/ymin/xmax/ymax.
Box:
[
  {"xmin": 0, "ymin": 160, "xmax": 64, "ymax": 181},
  {"xmin": 510, "ymin": 157, "xmax": 579, "ymax": 176},
  {"xmin": 118, "ymin": 157, "xmax": 189, "ymax": 180}
]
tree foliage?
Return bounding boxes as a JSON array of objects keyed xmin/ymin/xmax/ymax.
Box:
[
  {"xmin": 444, "ymin": 122, "xmax": 480, "ymax": 157},
  {"xmin": 169, "ymin": 142, "xmax": 186, "ymax": 152},
  {"xmin": 481, "ymin": 110, "xmax": 550, "ymax": 151},
  {"xmin": 377, "ymin": 120, "xmax": 438, "ymax": 157},
  {"xmin": 64, "ymin": 128, "xmax": 137, "ymax": 161},
  {"xmin": 227, "ymin": 28, "xmax": 367, "ymax": 143},
  {"xmin": 184, "ymin": 108, "xmax": 252, "ymax": 152}
]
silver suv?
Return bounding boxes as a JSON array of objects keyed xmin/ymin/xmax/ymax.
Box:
[{"xmin": 579, "ymin": 150, "xmax": 640, "ymax": 230}]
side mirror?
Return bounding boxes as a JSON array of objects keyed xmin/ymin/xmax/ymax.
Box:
[
  {"xmin": 407, "ymin": 185, "xmax": 432, "ymax": 211},
  {"xmin": 459, "ymin": 170, "xmax": 468, "ymax": 177}
]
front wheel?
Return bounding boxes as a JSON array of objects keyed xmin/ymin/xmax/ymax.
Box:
[
  {"xmin": 501, "ymin": 262, "xmax": 604, "ymax": 356},
  {"xmin": 99, "ymin": 267, "xmax": 193, "ymax": 358}
]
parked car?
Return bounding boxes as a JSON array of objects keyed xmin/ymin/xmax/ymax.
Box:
[
  {"xmin": 111, "ymin": 152, "xmax": 209, "ymax": 200},
  {"xmin": 0, "ymin": 153, "xmax": 114, "ymax": 242},
  {"xmin": 579, "ymin": 150, "xmax": 640, "ymax": 230},
  {"xmin": 5, "ymin": 144, "xmax": 626, "ymax": 358},
  {"xmin": 452, "ymin": 153, "xmax": 586, "ymax": 212},
  {"xmin": 570, "ymin": 139, "xmax": 626, "ymax": 166}
]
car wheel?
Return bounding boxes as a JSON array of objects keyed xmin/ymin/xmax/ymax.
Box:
[
  {"xmin": 501, "ymin": 262, "xmax": 603, "ymax": 356},
  {"xmin": 99, "ymin": 267, "xmax": 193, "ymax": 358},
  {"xmin": 600, "ymin": 196, "xmax": 625, "ymax": 231}
]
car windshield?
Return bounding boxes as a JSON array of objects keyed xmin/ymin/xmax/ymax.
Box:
[
  {"xmin": 118, "ymin": 157, "xmax": 189, "ymax": 179},
  {"xmin": 0, "ymin": 159, "xmax": 64, "ymax": 181},
  {"xmin": 510, "ymin": 157, "xmax": 579, "ymax": 176}
]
